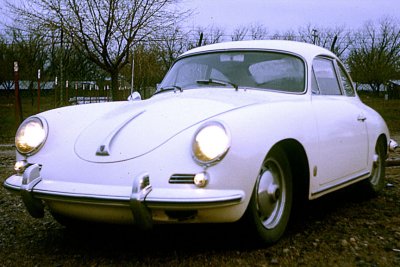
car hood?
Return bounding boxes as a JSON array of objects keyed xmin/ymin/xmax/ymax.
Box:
[{"xmin": 74, "ymin": 90, "xmax": 262, "ymax": 163}]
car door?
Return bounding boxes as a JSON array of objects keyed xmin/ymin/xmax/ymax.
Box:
[{"xmin": 311, "ymin": 57, "xmax": 369, "ymax": 188}]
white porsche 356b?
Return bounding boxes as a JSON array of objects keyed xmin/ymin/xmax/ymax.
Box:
[{"xmin": 4, "ymin": 40, "xmax": 398, "ymax": 245}]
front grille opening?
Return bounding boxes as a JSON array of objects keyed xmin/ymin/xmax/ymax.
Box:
[
  {"xmin": 165, "ymin": 210, "xmax": 197, "ymax": 221},
  {"xmin": 169, "ymin": 174, "xmax": 195, "ymax": 184}
]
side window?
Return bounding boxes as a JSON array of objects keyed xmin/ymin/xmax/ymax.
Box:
[
  {"xmin": 312, "ymin": 57, "xmax": 342, "ymax": 95},
  {"xmin": 337, "ymin": 63, "xmax": 355, "ymax": 96}
]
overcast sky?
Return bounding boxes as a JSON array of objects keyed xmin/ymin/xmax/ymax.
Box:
[
  {"xmin": 181, "ymin": 0, "xmax": 399, "ymax": 32},
  {"xmin": 0, "ymin": 0, "xmax": 398, "ymax": 34}
]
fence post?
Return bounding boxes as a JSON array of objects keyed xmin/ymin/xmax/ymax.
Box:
[
  {"xmin": 14, "ymin": 61, "xmax": 23, "ymax": 128},
  {"xmin": 75, "ymin": 82, "xmax": 78, "ymax": 105},
  {"xmin": 89, "ymin": 84, "xmax": 92, "ymax": 103},
  {"xmin": 37, "ymin": 69, "xmax": 41, "ymax": 113},
  {"xmin": 66, "ymin": 80, "xmax": 69, "ymax": 105},
  {"xmin": 54, "ymin": 76, "xmax": 58, "ymax": 108}
]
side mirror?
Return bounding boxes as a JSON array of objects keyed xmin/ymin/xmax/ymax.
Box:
[{"xmin": 128, "ymin": 91, "xmax": 142, "ymax": 101}]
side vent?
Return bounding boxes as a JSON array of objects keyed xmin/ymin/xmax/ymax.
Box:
[{"xmin": 169, "ymin": 174, "xmax": 195, "ymax": 184}]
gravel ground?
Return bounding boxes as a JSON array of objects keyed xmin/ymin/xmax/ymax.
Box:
[{"xmin": 1, "ymin": 140, "xmax": 400, "ymax": 267}]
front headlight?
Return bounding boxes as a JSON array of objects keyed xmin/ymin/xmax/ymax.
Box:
[
  {"xmin": 15, "ymin": 116, "xmax": 48, "ymax": 155},
  {"xmin": 192, "ymin": 122, "xmax": 230, "ymax": 165}
]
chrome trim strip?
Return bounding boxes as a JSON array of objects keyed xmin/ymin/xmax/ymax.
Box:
[
  {"xmin": 311, "ymin": 171, "xmax": 370, "ymax": 197},
  {"xmin": 146, "ymin": 194, "xmax": 243, "ymax": 209},
  {"xmin": 28, "ymin": 189, "xmax": 243, "ymax": 210},
  {"xmin": 31, "ymin": 190, "xmax": 243, "ymax": 209},
  {"xmin": 3, "ymin": 180, "xmax": 22, "ymax": 192},
  {"xmin": 34, "ymin": 191, "xmax": 131, "ymax": 205}
]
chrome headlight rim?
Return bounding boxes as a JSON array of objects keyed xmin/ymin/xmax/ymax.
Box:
[
  {"xmin": 192, "ymin": 121, "xmax": 231, "ymax": 166},
  {"xmin": 15, "ymin": 116, "xmax": 48, "ymax": 156}
]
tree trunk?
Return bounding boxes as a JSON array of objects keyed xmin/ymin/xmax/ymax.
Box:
[
  {"xmin": 110, "ymin": 71, "xmax": 119, "ymax": 101},
  {"xmin": 374, "ymin": 83, "xmax": 382, "ymax": 97}
]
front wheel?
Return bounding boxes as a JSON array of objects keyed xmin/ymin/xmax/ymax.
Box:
[{"xmin": 245, "ymin": 146, "xmax": 293, "ymax": 245}]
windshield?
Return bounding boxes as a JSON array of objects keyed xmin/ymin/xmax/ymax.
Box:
[{"xmin": 158, "ymin": 51, "xmax": 305, "ymax": 93}]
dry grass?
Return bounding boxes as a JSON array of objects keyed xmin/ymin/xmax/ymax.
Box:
[{"xmin": 361, "ymin": 95, "xmax": 400, "ymax": 134}]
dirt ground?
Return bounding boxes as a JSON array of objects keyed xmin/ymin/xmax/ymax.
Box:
[{"xmin": 1, "ymin": 139, "xmax": 400, "ymax": 267}]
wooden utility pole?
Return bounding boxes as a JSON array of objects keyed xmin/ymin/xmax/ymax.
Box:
[
  {"xmin": 197, "ymin": 32, "xmax": 204, "ymax": 47},
  {"xmin": 312, "ymin": 29, "xmax": 318, "ymax": 45},
  {"xmin": 60, "ymin": 26, "xmax": 64, "ymax": 106},
  {"xmin": 14, "ymin": 61, "xmax": 23, "ymax": 128}
]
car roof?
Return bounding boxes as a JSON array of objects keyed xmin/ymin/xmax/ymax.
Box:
[{"xmin": 180, "ymin": 40, "xmax": 337, "ymax": 61}]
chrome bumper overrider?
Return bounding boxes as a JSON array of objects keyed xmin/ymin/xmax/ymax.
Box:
[
  {"xmin": 389, "ymin": 139, "xmax": 399, "ymax": 152},
  {"xmin": 20, "ymin": 164, "xmax": 44, "ymax": 218},
  {"xmin": 3, "ymin": 165, "xmax": 244, "ymax": 228}
]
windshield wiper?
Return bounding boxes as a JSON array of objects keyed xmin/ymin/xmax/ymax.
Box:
[
  {"xmin": 196, "ymin": 79, "xmax": 238, "ymax": 90},
  {"xmin": 154, "ymin": 85, "xmax": 183, "ymax": 95}
]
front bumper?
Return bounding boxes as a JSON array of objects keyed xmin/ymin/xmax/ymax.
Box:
[{"xmin": 3, "ymin": 164, "xmax": 244, "ymax": 227}]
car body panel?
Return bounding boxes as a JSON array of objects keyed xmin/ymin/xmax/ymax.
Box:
[
  {"xmin": 311, "ymin": 95, "xmax": 369, "ymax": 184},
  {"xmin": 3, "ymin": 40, "xmax": 391, "ymax": 228}
]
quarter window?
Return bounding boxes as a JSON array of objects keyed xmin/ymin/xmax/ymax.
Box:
[
  {"xmin": 311, "ymin": 68, "xmax": 320, "ymax": 94},
  {"xmin": 312, "ymin": 58, "xmax": 342, "ymax": 95},
  {"xmin": 337, "ymin": 64, "xmax": 355, "ymax": 96}
]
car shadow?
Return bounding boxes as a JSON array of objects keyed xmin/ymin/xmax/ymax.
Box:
[
  {"xmin": 287, "ymin": 182, "xmax": 376, "ymax": 235},
  {"xmin": 41, "ymin": 182, "xmax": 376, "ymax": 256}
]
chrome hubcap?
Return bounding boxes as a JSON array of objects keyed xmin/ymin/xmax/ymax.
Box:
[{"xmin": 256, "ymin": 160, "xmax": 285, "ymax": 229}]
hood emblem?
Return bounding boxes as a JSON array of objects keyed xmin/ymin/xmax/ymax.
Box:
[{"xmin": 96, "ymin": 110, "xmax": 146, "ymax": 156}]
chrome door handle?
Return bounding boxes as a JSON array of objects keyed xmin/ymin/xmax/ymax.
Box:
[{"xmin": 357, "ymin": 115, "xmax": 367, "ymax": 122}]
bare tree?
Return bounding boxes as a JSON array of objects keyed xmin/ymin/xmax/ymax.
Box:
[
  {"xmin": 230, "ymin": 23, "xmax": 268, "ymax": 41},
  {"xmin": 348, "ymin": 18, "xmax": 400, "ymax": 95},
  {"xmin": 196, "ymin": 25, "xmax": 225, "ymax": 46},
  {"xmin": 0, "ymin": 33, "xmax": 15, "ymax": 90},
  {"xmin": 271, "ymin": 30, "xmax": 297, "ymax": 41},
  {"xmin": 249, "ymin": 23, "xmax": 268, "ymax": 40},
  {"xmin": 231, "ymin": 25, "xmax": 248, "ymax": 41},
  {"xmin": 152, "ymin": 25, "xmax": 189, "ymax": 70},
  {"xmin": 6, "ymin": 0, "xmax": 188, "ymax": 101},
  {"xmin": 297, "ymin": 24, "xmax": 352, "ymax": 58},
  {"xmin": 10, "ymin": 29, "xmax": 49, "ymax": 105}
]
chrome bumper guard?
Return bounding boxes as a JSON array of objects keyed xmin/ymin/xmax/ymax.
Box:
[
  {"xmin": 389, "ymin": 139, "xmax": 399, "ymax": 152},
  {"xmin": 20, "ymin": 164, "xmax": 45, "ymax": 218},
  {"xmin": 130, "ymin": 173, "xmax": 153, "ymax": 230}
]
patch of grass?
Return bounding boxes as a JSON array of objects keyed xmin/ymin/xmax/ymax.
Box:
[
  {"xmin": 360, "ymin": 94, "xmax": 400, "ymax": 134},
  {"xmin": 1, "ymin": 91, "xmax": 399, "ymax": 142},
  {"xmin": 0, "ymin": 91, "xmax": 56, "ymax": 142}
]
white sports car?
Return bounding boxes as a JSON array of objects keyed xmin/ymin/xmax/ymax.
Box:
[{"xmin": 4, "ymin": 40, "xmax": 398, "ymax": 245}]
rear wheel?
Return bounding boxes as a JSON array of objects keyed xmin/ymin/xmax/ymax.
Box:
[
  {"xmin": 362, "ymin": 139, "xmax": 386, "ymax": 196},
  {"xmin": 245, "ymin": 146, "xmax": 293, "ymax": 245}
]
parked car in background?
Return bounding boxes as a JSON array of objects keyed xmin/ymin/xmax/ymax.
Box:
[{"xmin": 4, "ymin": 40, "xmax": 398, "ymax": 245}]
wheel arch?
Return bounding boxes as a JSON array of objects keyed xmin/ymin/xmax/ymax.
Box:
[
  {"xmin": 376, "ymin": 133, "xmax": 388, "ymax": 157},
  {"xmin": 241, "ymin": 138, "xmax": 310, "ymax": 244},
  {"xmin": 274, "ymin": 139, "xmax": 310, "ymax": 202}
]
